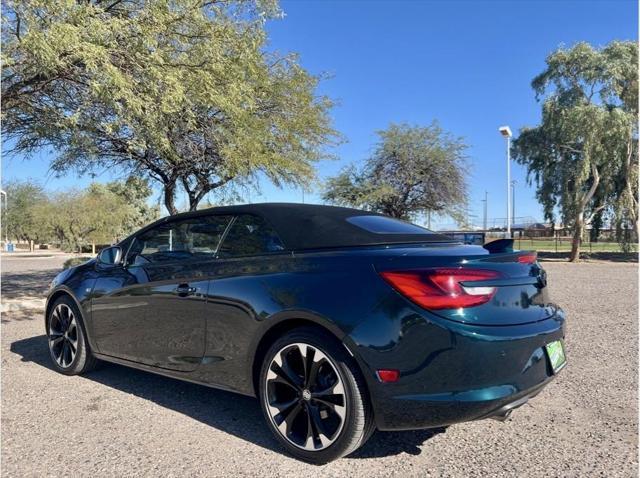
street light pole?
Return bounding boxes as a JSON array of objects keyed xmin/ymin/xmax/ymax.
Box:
[
  {"xmin": 511, "ymin": 180, "xmax": 517, "ymax": 226},
  {"xmin": 499, "ymin": 126, "xmax": 513, "ymax": 237},
  {"xmin": 481, "ymin": 191, "xmax": 488, "ymax": 231},
  {"xmin": 0, "ymin": 190, "xmax": 7, "ymax": 246}
]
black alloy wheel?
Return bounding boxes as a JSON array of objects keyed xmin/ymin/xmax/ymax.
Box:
[
  {"xmin": 48, "ymin": 303, "xmax": 79, "ymax": 368},
  {"xmin": 264, "ymin": 342, "xmax": 347, "ymax": 451},
  {"xmin": 259, "ymin": 327, "xmax": 374, "ymax": 464},
  {"xmin": 47, "ymin": 296, "xmax": 99, "ymax": 375}
]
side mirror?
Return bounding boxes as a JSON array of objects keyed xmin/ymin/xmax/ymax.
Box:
[{"xmin": 97, "ymin": 246, "xmax": 123, "ymax": 266}]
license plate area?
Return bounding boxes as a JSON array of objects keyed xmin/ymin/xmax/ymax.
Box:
[{"xmin": 545, "ymin": 340, "xmax": 566, "ymax": 373}]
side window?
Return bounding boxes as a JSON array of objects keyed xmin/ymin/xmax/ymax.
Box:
[
  {"xmin": 218, "ymin": 215, "xmax": 285, "ymax": 258},
  {"xmin": 127, "ymin": 215, "xmax": 232, "ymax": 265}
]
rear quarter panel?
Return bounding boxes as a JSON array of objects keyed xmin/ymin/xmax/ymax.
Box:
[
  {"xmin": 196, "ymin": 251, "xmax": 392, "ymax": 394},
  {"xmin": 194, "ymin": 243, "xmax": 501, "ymax": 394}
]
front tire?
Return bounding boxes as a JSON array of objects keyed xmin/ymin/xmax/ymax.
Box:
[
  {"xmin": 46, "ymin": 296, "xmax": 99, "ymax": 375},
  {"xmin": 259, "ymin": 327, "xmax": 374, "ymax": 464}
]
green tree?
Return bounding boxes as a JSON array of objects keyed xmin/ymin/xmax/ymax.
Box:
[
  {"xmin": 42, "ymin": 185, "xmax": 125, "ymax": 252},
  {"xmin": 13, "ymin": 178, "xmax": 158, "ymax": 253},
  {"xmin": 85, "ymin": 183, "xmax": 144, "ymax": 248},
  {"xmin": 1, "ymin": 180, "xmax": 51, "ymax": 249},
  {"xmin": 2, "ymin": 0, "xmax": 338, "ymax": 215},
  {"xmin": 323, "ymin": 122, "xmax": 469, "ymax": 223},
  {"xmin": 512, "ymin": 41, "xmax": 638, "ymax": 261},
  {"xmin": 105, "ymin": 177, "xmax": 160, "ymax": 233},
  {"xmin": 35, "ymin": 188, "xmax": 111, "ymax": 252}
]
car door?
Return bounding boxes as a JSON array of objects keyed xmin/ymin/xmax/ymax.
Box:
[
  {"xmin": 90, "ymin": 215, "xmax": 232, "ymax": 371},
  {"xmin": 198, "ymin": 214, "xmax": 292, "ymax": 392}
]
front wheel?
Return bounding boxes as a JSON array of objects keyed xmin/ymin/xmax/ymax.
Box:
[
  {"xmin": 259, "ymin": 327, "xmax": 374, "ymax": 464},
  {"xmin": 46, "ymin": 296, "xmax": 99, "ymax": 375}
]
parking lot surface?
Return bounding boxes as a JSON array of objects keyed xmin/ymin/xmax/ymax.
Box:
[{"xmin": 1, "ymin": 254, "xmax": 638, "ymax": 477}]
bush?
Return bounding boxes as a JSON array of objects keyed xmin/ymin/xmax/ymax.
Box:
[{"xmin": 62, "ymin": 256, "xmax": 93, "ymax": 270}]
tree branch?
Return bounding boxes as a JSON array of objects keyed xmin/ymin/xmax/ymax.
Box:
[
  {"xmin": 585, "ymin": 205, "xmax": 606, "ymax": 224},
  {"xmin": 15, "ymin": 12, "xmax": 22, "ymax": 41},
  {"xmin": 579, "ymin": 162, "xmax": 600, "ymax": 212}
]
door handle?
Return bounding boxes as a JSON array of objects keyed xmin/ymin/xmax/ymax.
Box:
[{"xmin": 174, "ymin": 284, "xmax": 197, "ymax": 297}]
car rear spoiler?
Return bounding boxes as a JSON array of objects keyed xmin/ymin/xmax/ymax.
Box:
[{"xmin": 483, "ymin": 238, "xmax": 514, "ymax": 254}]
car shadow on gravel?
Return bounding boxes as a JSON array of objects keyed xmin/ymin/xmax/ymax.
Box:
[
  {"xmin": 350, "ymin": 427, "xmax": 446, "ymax": 458},
  {"xmin": 10, "ymin": 334, "xmax": 443, "ymax": 461}
]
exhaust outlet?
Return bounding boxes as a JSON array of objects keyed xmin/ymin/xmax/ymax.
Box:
[{"xmin": 490, "ymin": 410, "xmax": 512, "ymax": 422}]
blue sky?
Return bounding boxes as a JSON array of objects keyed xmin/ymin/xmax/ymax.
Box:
[{"xmin": 2, "ymin": 0, "xmax": 637, "ymax": 228}]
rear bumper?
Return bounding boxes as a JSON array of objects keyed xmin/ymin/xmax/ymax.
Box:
[
  {"xmin": 482, "ymin": 381, "xmax": 546, "ymax": 421},
  {"xmin": 374, "ymin": 375, "xmax": 555, "ymax": 430},
  {"xmin": 347, "ymin": 305, "xmax": 566, "ymax": 431}
]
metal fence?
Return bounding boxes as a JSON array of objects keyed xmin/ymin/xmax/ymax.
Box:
[
  {"xmin": 440, "ymin": 230, "xmax": 636, "ymax": 253},
  {"xmin": 513, "ymin": 236, "xmax": 636, "ymax": 253}
]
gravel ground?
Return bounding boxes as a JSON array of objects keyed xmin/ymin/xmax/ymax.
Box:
[{"xmin": 1, "ymin": 255, "xmax": 638, "ymax": 477}]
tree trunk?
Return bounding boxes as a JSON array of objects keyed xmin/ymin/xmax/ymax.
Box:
[
  {"xmin": 92, "ymin": 242, "xmax": 95, "ymax": 255},
  {"xmin": 163, "ymin": 183, "xmax": 178, "ymax": 216},
  {"xmin": 189, "ymin": 192, "xmax": 202, "ymax": 211},
  {"xmin": 569, "ymin": 162, "xmax": 601, "ymax": 262},
  {"xmin": 569, "ymin": 212, "xmax": 583, "ymax": 262},
  {"xmin": 188, "ymin": 192, "xmax": 198, "ymax": 212},
  {"xmin": 188, "ymin": 189, "xmax": 210, "ymax": 211},
  {"xmin": 182, "ymin": 176, "xmax": 232, "ymax": 212},
  {"xmin": 624, "ymin": 127, "xmax": 639, "ymax": 237}
]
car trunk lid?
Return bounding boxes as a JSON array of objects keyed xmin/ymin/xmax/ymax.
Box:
[{"xmin": 374, "ymin": 244, "xmax": 556, "ymax": 326}]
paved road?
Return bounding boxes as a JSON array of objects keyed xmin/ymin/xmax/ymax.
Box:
[{"xmin": 1, "ymin": 255, "xmax": 638, "ymax": 477}]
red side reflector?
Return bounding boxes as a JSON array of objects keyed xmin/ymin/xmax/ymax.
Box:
[
  {"xmin": 517, "ymin": 253, "xmax": 538, "ymax": 264},
  {"xmin": 380, "ymin": 268, "xmax": 501, "ymax": 310},
  {"xmin": 376, "ymin": 369, "xmax": 400, "ymax": 383}
]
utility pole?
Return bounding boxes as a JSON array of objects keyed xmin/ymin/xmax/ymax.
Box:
[
  {"xmin": 511, "ymin": 180, "xmax": 517, "ymax": 226},
  {"xmin": 427, "ymin": 210, "xmax": 432, "ymax": 229},
  {"xmin": 481, "ymin": 191, "xmax": 488, "ymax": 231}
]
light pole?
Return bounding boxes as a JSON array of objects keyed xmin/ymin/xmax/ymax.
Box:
[
  {"xmin": 499, "ymin": 126, "xmax": 512, "ymax": 236},
  {"xmin": 481, "ymin": 191, "xmax": 488, "ymax": 231},
  {"xmin": 0, "ymin": 190, "xmax": 7, "ymax": 246},
  {"xmin": 511, "ymin": 179, "xmax": 517, "ymax": 227}
]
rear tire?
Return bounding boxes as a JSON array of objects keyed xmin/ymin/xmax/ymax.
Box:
[
  {"xmin": 259, "ymin": 327, "xmax": 374, "ymax": 464},
  {"xmin": 46, "ymin": 296, "xmax": 99, "ymax": 375}
]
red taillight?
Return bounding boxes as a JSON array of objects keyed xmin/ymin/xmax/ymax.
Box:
[
  {"xmin": 517, "ymin": 253, "xmax": 538, "ymax": 264},
  {"xmin": 379, "ymin": 268, "xmax": 501, "ymax": 310}
]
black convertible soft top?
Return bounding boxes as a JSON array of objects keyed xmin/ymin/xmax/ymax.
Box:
[{"xmin": 154, "ymin": 202, "xmax": 455, "ymax": 251}]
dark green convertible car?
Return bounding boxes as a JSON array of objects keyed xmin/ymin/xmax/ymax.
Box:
[{"xmin": 45, "ymin": 203, "xmax": 566, "ymax": 463}]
